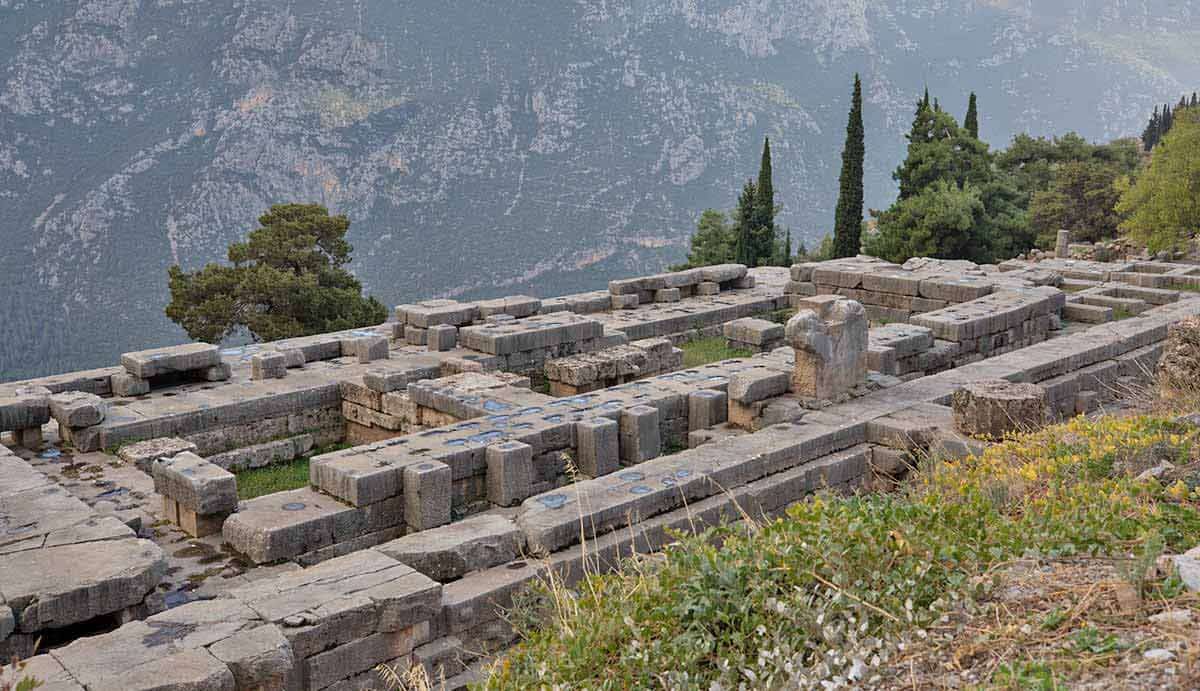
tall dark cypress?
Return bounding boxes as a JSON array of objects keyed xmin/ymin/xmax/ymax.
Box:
[
  {"xmin": 832, "ymin": 74, "xmax": 865, "ymax": 259},
  {"xmin": 1144, "ymin": 106, "xmax": 1160, "ymax": 151},
  {"xmin": 964, "ymin": 92, "xmax": 979, "ymax": 139},
  {"xmin": 1192, "ymin": 92, "xmax": 1198, "ymax": 107},
  {"xmin": 752, "ymin": 137, "xmax": 776, "ymax": 266},
  {"xmin": 734, "ymin": 179, "xmax": 758, "ymax": 267}
]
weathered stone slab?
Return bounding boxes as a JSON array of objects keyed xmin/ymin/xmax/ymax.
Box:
[
  {"xmin": 121, "ymin": 342, "xmax": 220, "ymax": 379},
  {"xmin": 952, "ymin": 380, "xmax": 1047, "ymax": 440},
  {"xmin": 0, "ymin": 538, "xmax": 165, "ymax": 632},
  {"xmin": 207, "ymin": 624, "xmax": 294, "ymax": 689},
  {"xmin": 117, "ymin": 437, "xmax": 199, "ymax": 472},
  {"xmin": 376, "ymin": 514, "xmax": 523, "ymax": 582},
  {"xmin": 788, "ymin": 299, "xmax": 868, "ymax": 399},
  {"xmin": 46, "ymin": 391, "xmax": 105, "ymax": 429},
  {"xmin": 222, "ymin": 488, "xmax": 361, "ymax": 564},
  {"xmin": 152, "ymin": 451, "xmax": 237, "ymax": 516},
  {"xmin": 0, "ymin": 385, "xmax": 50, "ymax": 432}
]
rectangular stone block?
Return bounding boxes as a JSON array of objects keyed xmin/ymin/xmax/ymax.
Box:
[
  {"xmin": 152, "ymin": 451, "xmax": 237, "ymax": 515},
  {"xmin": 121, "ymin": 342, "xmax": 220, "ymax": 379},
  {"xmin": 728, "ymin": 368, "xmax": 790, "ymax": 404},
  {"xmin": 355, "ymin": 336, "xmax": 390, "ymax": 363},
  {"xmin": 251, "ymin": 352, "xmax": 287, "ymax": 380},
  {"xmin": 619, "ymin": 405, "xmax": 661, "ymax": 463},
  {"xmin": 486, "ymin": 441, "xmax": 534, "ymax": 507},
  {"xmin": 397, "ymin": 300, "xmax": 480, "ymax": 328},
  {"xmin": 110, "ymin": 372, "xmax": 150, "ymax": 396},
  {"xmin": 688, "ymin": 389, "xmax": 728, "ymax": 431},
  {"xmin": 0, "ymin": 386, "xmax": 51, "ymax": 432},
  {"xmin": 377, "ymin": 514, "xmax": 523, "ymax": 583},
  {"xmin": 654, "ymin": 288, "xmax": 681, "ymax": 303},
  {"xmin": 47, "ymin": 391, "xmax": 105, "ymax": 429},
  {"xmin": 612, "ymin": 294, "xmax": 639, "ymax": 310},
  {"xmin": 208, "ymin": 624, "xmax": 294, "ymax": 690},
  {"xmin": 405, "ymin": 325, "xmax": 429, "ymax": 346},
  {"xmin": 177, "ymin": 505, "xmax": 227, "ymax": 538},
  {"xmin": 222, "ymin": 487, "xmax": 362, "ymax": 564},
  {"xmin": 696, "ymin": 281, "xmax": 720, "ymax": 296},
  {"xmin": 404, "ymin": 461, "xmax": 452, "ymax": 531},
  {"xmin": 118, "ymin": 437, "xmax": 199, "ymax": 472},
  {"xmin": 575, "ymin": 417, "xmax": 619, "ymax": 477},
  {"xmin": 428, "ymin": 324, "xmax": 458, "ymax": 352}
]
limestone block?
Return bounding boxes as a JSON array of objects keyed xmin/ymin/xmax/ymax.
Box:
[
  {"xmin": 787, "ymin": 300, "xmax": 868, "ymax": 399},
  {"xmin": 1063, "ymin": 302, "xmax": 1113, "ymax": 323},
  {"xmin": 790, "ymin": 263, "xmax": 816, "ymax": 282},
  {"xmin": 404, "ymin": 461, "xmax": 452, "ymax": 531},
  {"xmin": 1055, "ymin": 229, "xmax": 1071, "ymax": 258},
  {"xmin": 723, "ymin": 318, "xmax": 785, "ymax": 347},
  {"xmin": 486, "ymin": 441, "xmax": 535, "ymax": 507},
  {"xmin": 654, "ymin": 288, "xmax": 681, "ymax": 303},
  {"xmin": 0, "ymin": 605, "xmax": 13, "ymax": 642},
  {"xmin": 355, "ymin": 336, "xmax": 390, "ymax": 363},
  {"xmin": 280, "ymin": 348, "xmax": 306, "ymax": 368},
  {"xmin": 376, "ymin": 514, "xmax": 523, "ymax": 582},
  {"xmin": 700, "ymin": 264, "xmax": 747, "ymax": 284},
  {"xmin": 201, "ymin": 362, "xmax": 233, "ymax": 381},
  {"xmin": 406, "ymin": 325, "xmax": 429, "ymax": 346},
  {"xmin": 485, "ymin": 314, "xmax": 516, "ymax": 324},
  {"xmin": 121, "ymin": 342, "xmax": 220, "ymax": 379},
  {"xmin": 0, "ymin": 385, "xmax": 51, "ymax": 432},
  {"xmin": 696, "ymin": 281, "xmax": 720, "ymax": 296},
  {"xmin": 177, "ymin": 506, "xmax": 228, "ymax": 538},
  {"xmin": 152, "ymin": 451, "xmax": 237, "ymax": 516},
  {"xmin": 574, "ymin": 417, "xmax": 619, "ymax": 477},
  {"xmin": 477, "ymin": 295, "xmax": 542, "ymax": 319},
  {"xmin": 397, "ymin": 299, "xmax": 480, "ymax": 328},
  {"xmin": 732, "ymin": 275, "xmax": 756, "ymax": 289},
  {"xmin": 304, "ymin": 629, "xmax": 418, "ymax": 690},
  {"xmin": 1, "ymin": 653, "xmax": 83, "ymax": 691},
  {"xmin": 0, "ymin": 538, "xmax": 165, "ymax": 634},
  {"xmin": 48, "ymin": 391, "xmax": 105, "ymax": 428},
  {"xmin": 222, "ymin": 487, "xmax": 362, "ymax": 564},
  {"xmin": 951, "ymin": 380, "xmax": 1047, "ymax": 441},
  {"xmin": 118, "ymin": 437, "xmax": 199, "ymax": 472},
  {"xmin": 428, "ymin": 324, "xmax": 458, "ymax": 352},
  {"xmin": 612, "ymin": 293, "xmax": 639, "ymax": 310},
  {"xmin": 251, "ymin": 352, "xmax": 287, "ymax": 380},
  {"xmin": 619, "ymin": 405, "xmax": 661, "ymax": 463},
  {"xmin": 1158, "ymin": 316, "xmax": 1200, "ymax": 394},
  {"xmin": 110, "ymin": 372, "xmax": 150, "ymax": 396},
  {"xmin": 14, "ymin": 427, "xmax": 43, "ymax": 450},
  {"xmin": 208, "ymin": 625, "xmax": 294, "ymax": 690},
  {"xmin": 728, "ymin": 368, "xmax": 790, "ymax": 404},
  {"xmin": 687, "ymin": 389, "xmax": 728, "ymax": 431}
]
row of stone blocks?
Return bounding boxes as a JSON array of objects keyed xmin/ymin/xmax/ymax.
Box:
[
  {"xmin": 0, "ymin": 386, "xmax": 108, "ymax": 449},
  {"xmin": 395, "ymin": 295, "xmax": 542, "ymax": 330},
  {"xmin": 114, "ymin": 342, "xmax": 231, "ymax": 395},
  {"xmin": 607, "ymin": 264, "xmax": 749, "ymax": 303},
  {"xmin": 542, "ymin": 337, "xmax": 683, "ymax": 395}
]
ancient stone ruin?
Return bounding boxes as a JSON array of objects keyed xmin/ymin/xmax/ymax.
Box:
[{"xmin": 3, "ymin": 252, "xmax": 1200, "ymax": 689}]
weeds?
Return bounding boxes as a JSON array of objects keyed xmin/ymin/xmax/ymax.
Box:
[
  {"xmin": 483, "ymin": 413, "xmax": 1200, "ymax": 689},
  {"xmin": 680, "ymin": 337, "xmax": 753, "ymax": 368}
]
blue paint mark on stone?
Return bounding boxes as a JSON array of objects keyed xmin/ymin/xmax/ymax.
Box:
[
  {"xmin": 509, "ymin": 423, "xmax": 534, "ymax": 430},
  {"xmin": 39, "ymin": 448, "xmax": 62, "ymax": 459},
  {"xmin": 282, "ymin": 502, "xmax": 306, "ymax": 511},
  {"xmin": 618, "ymin": 471, "xmax": 645, "ymax": 482},
  {"xmin": 468, "ymin": 431, "xmax": 504, "ymax": 444},
  {"xmin": 517, "ymin": 407, "xmax": 544, "ymax": 415},
  {"xmin": 542, "ymin": 414, "xmax": 563, "ymax": 423},
  {"xmin": 630, "ymin": 485, "xmax": 652, "ymax": 495},
  {"xmin": 483, "ymin": 400, "xmax": 509, "ymax": 412},
  {"xmin": 675, "ymin": 470, "xmax": 691, "ymax": 479},
  {"xmin": 537, "ymin": 494, "xmax": 568, "ymax": 509},
  {"xmin": 446, "ymin": 439, "xmax": 467, "ymax": 447}
]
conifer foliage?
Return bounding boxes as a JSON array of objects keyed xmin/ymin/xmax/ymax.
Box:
[
  {"xmin": 964, "ymin": 92, "xmax": 979, "ymax": 139},
  {"xmin": 832, "ymin": 74, "xmax": 865, "ymax": 258},
  {"xmin": 166, "ymin": 203, "xmax": 388, "ymax": 343}
]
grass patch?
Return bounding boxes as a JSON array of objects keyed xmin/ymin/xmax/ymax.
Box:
[
  {"xmin": 681, "ymin": 337, "xmax": 753, "ymax": 368},
  {"xmin": 483, "ymin": 414, "xmax": 1200, "ymax": 689},
  {"xmin": 235, "ymin": 442, "xmax": 351, "ymax": 500}
]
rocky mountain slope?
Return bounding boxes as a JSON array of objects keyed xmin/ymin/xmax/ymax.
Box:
[{"xmin": 0, "ymin": 0, "xmax": 1195, "ymax": 380}]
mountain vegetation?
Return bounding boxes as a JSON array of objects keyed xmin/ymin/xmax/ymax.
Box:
[
  {"xmin": 1118, "ymin": 106, "xmax": 1200, "ymax": 253},
  {"xmin": 164, "ymin": 204, "xmax": 387, "ymax": 343}
]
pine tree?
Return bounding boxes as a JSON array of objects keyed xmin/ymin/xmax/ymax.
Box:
[
  {"xmin": 833, "ymin": 74, "xmax": 865, "ymax": 259},
  {"xmin": 1144, "ymin": 106, "xmax": 1161, "ymax": 151},
  {"xmin": 733, "ymin": 179, "xmax": 758, "ymax": 266},
  {"xmin": 1192, "ymin": 92, "xmax": 1198, "ymax": 107},
  {"xmin": 964, "ymin": 92, "xmax": 979, "ymax": 139},
  {"xmin": 751, "ymin": 137, "xmax": 776, "ymax": 265}
]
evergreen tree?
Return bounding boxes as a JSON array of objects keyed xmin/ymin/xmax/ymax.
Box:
[
  {"xmin": 751, "ymin": 137, "xmax": 776, "ymax": 265},
  {"xmin": 832, "ymin": 74, "xmax": 865, "ymax": 258},
  {"xmin": 1118, "ymin": 105, "xmax": 1200, "ymax": 251},
  {"xmin": 1144, "ymin": 106, "xmax": 1161, "ymax": 151},
  {"xmin": 166, "ymin": 204, "xmax": 388, "ymax": 343},
  {"xmin": 733, "ymin": 180, "xmax": 758, "ymax": 266},
  {"xmin": 1192, "ymin": 92, "xmax": 1198, "ymax": 107},
  {"xmin": 781, "ymin": 229, "xmax": 793, "ymax": 266},
  {"xmin": 678, "ymin": 210, "xmax": 735, "ymax": 269},
  {"xmin": 964, "ymin": 92, "xmax": 979, "ymax": 139}
]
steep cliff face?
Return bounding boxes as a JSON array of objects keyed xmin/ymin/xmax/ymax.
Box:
[{"xmin": 0, "ymin": 0, "xmax": 1194, "ymax": 380}]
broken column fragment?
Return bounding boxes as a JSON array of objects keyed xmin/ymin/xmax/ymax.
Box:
[
  {"xmin": 786, "ymin": 299, "xmax": 868, "ymax": 400},
  {"xmin": 951, "ymin": 380, "xmax": 1047, "ymax": 440}
]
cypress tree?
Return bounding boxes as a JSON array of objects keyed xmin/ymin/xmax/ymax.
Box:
[
  {"xmin": 1144, "ymin": 106, "xmax": 1160, "ymax": 151},
  {"xmin": 964, "ymin": 92, "xmax": 979, "ymax": 139},
  {"xmin": 752, "ymin": 137, "xmax": 776, "ymax": 265},
  {"xmin": 734, "ymin": 180, "xmax": 758, "ymax": 266},
  {"xmin": 832, "ymin": 74, "xmax": 865, "ymax": 259},
  {"xmin": 1192, "ymin": 92, "xmax": 1197, "ymax": 107},
  {"xmin": 781, "ymin": 229, "xmax": 792, "ymax": 266}
]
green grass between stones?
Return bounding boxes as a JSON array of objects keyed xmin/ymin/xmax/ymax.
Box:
[
  {"xmin": 235, "ymin": 442, "xmax": 350, "ymax": 500},
  {"xmin": 681, "ymin": 337, "xmax": 754, "ymax": 368}
]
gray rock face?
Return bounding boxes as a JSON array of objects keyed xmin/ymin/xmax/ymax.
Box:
[{"xmin": 1, "ymin": 1, "xmax": 1190, "ymax": 383}]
